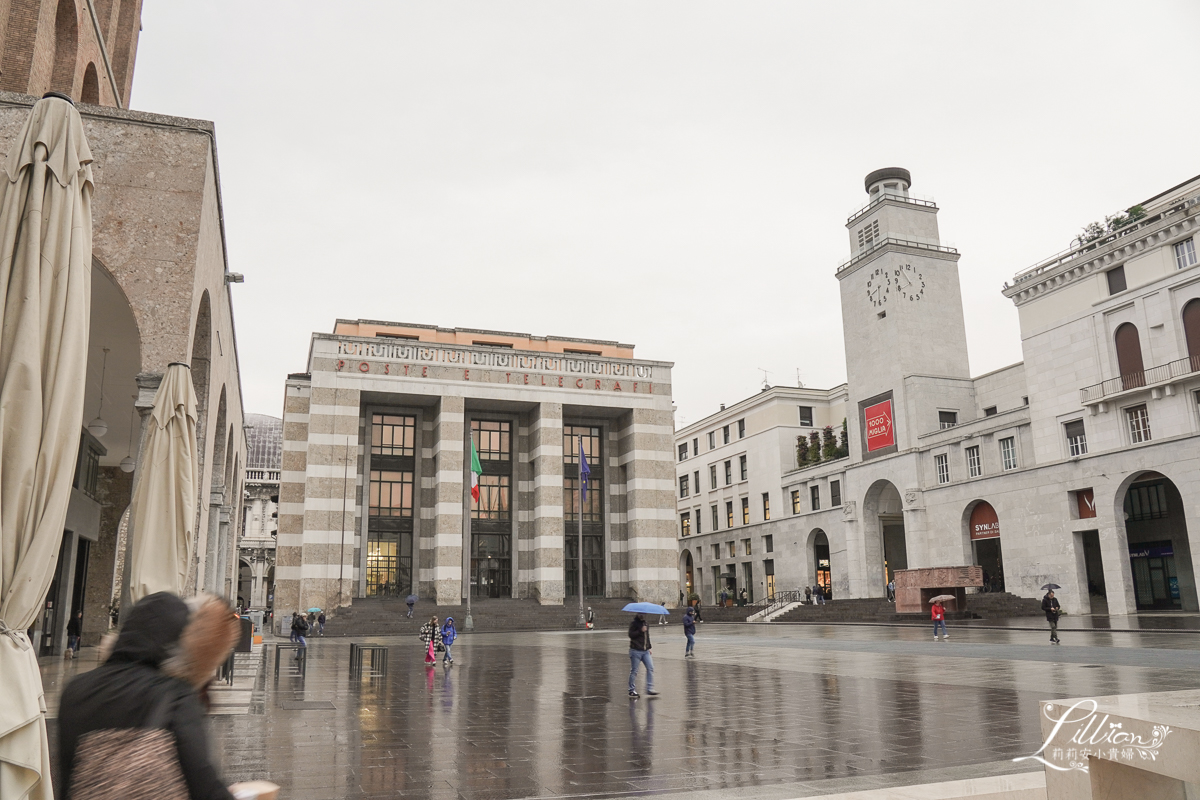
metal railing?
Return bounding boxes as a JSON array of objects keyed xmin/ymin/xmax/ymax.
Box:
[
  {"xmin": 836, "ymin": 237, "xmax": 959, "ymax": 275},
  {"xmin": 753, "ymin": 589, "xmax": 805, "ymax": 619},
  {"xmin": 1010, "ymin": 193, "xmax": 1200, "ymax": 288},
  {"xmin": 846, "ymin": 194, "xmax": 938, "ymax": 227},
  {"xmin": 1080, "ymin": 355, "xmax": 1200, "ymax": 404}
]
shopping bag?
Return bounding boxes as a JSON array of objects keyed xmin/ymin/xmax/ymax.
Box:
[{"xmin": 426, "ymin": 640, "xmax": 435, "ymax": 662}]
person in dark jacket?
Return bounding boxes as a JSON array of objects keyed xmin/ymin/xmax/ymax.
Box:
[
  {"xmin": 66, "ymin": 610, "xmax": 83, "ymax": 653},
  {"xmin": 1042, "ymin": 590, "xmax": 1062, "ymax": 644},
  {"xmin": 57, "ymin": 591, "xmax": 241, "ymax": 800},
  {"xmin": 291, "ymin": 612, "xmax": 309, "ymax": 654},
  {"xmin": 627, "ymin": 614, "xmax": 657, "ymax": 697},
  {"xmin": 317, "ymin": 612, "xmax": 326, "ymax": 636},
  {"xmin": 683, "ymin": 607, "xmax": 696, "ymax": 657}
]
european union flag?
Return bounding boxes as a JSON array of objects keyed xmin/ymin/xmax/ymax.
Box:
[{"xmin": 579, "ymin": 437, "xmax": 590, "ymax": 504}]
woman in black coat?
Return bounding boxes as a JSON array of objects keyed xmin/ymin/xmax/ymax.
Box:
[{"xmin": 57, "ymin": 591, "xmax": 241, "ymax": 800}]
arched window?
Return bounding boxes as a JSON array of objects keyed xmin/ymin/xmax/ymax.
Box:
[
  {"xmin": 1184, "ymin": 299, "xmax": 1200, "ymax": 371},
  {"xmin": 50, "ymin": 0, "xmax": 78, "ymax": 95},
  {"xmin": 1114, "ymin": 322, "xmax": 1145, "ymax": 390}
]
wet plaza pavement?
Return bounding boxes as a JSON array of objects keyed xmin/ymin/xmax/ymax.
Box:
[{"xmin": 196, "ymin": 623, "xmax": 1200, "ymax": 799}]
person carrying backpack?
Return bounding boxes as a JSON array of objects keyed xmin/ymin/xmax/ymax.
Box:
[
  {"xmin": 440, "ymin": 617, "xmax": 457, "ymax": 665},
  {"xmin": 291, "ymin": 613, "xmax": 309, "ymax": 656}
]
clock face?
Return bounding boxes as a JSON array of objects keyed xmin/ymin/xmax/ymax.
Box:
[
  {"xmin": 865, "ymin": 266, "xmax": 891, "ymax": 308},
  {"xmin": 895, "ymin": 263, "xmax": 925, "ymax": 302}
]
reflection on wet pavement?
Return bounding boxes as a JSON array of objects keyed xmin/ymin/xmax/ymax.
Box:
[{"xmin": 207, "ymin": 625, "xmax": 1200, "ymax": 799}]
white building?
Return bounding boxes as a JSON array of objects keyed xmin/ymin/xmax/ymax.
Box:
[
  {"xmin": 678, "ymin": 168, "xmax": 1200, "ymax": 616},
  {"xmin": 238, "ymin": 414, "xmax": 281, "ymax": 610}
]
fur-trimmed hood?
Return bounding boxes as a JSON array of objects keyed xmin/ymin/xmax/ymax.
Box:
[{"xmin": 106, "ymin": 591, "xmax": 240, "ymax": 689}]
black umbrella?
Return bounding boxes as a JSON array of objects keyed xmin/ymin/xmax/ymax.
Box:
[{"xmin": 1041, "ymin": 583, "xmax": 1061, "ymax": 591}]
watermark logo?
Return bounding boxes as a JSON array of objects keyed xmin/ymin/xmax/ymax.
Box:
[{"xmin": 1014, "ymin": 699, "xmax": 1172, "ymax": 773}]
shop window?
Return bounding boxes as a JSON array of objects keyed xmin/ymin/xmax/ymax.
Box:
[
  {"xmin": 810, "ymin": 485, "xmax": 820, "ymax": 511},
  {"xmin": 680, "ymin": 512, "xmax": 691, "ymax": 537},
  {"xmin": 830, "ymin": 480, "xmax": 841, "ymax": 507},
  {"xmin": 966, "ymin": 446, "xmax": 982, "ymax": 478},
  {"xmin": 1064, "ymin": 420, "xmax": 1087, "ymax": 456}
]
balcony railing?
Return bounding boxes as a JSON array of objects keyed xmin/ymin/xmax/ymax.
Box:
[
  {"xmin": 1081, "ymin": 355, "xmax": 1200, "ymax": 404},
  {"xmin": 846, "ymin": 194, "xmax": 938, "ymax": 227},
  {"xmin": 245, "ymin": 468, "xmax": 281, "ymax": 482},
  {"xmin": 836, "ymin": 237, "xmax": 958, "ymax": 275}
]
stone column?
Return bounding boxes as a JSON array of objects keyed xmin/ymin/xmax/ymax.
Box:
[
  {"xmin": 218, "ymin": 505, "xmax": 232, "ymax": 599},
  {"xmin": 274, "ymin": 379, "xmax": 310, "ymax": 628},
  {"xmin": 1100, "ymin": 515, "xmax": 1137, "ymax": 615},
  {"xmin": 431, "ymin": 395, "xmax": 465, "ymax": 605},
  {"xmin": 530, "ymin": 402, "xmax": 563, "ymax": 604},
  {"xmin": 203, "ymin": 489, "xmax": 223, "ymax": 593},
  {"xmin": 619, "ymin": 407, "xmax": 676, "ymax": 605}
]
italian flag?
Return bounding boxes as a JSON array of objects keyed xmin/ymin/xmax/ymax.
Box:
[{"xmin": 470, "ymin": 438, "xmax": 483, "ymax": 502}]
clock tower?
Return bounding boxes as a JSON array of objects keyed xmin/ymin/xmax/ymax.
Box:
[{"xmin": 836, "ymin": 168, "xmax": 972, "ymax": 461}]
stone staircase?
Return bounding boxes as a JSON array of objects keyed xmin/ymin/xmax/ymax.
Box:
[
  {"xmin": 774, "ymin": 597, "xmax": 899, "ymax": 623},
  {"xmin": 773, "ymin": 592, "xmax": 1044, "ymax": 625},
  {"xmin": 324, "ymin": 597, "xmax": 680, "ymax": 635},
  {"xmin": 962, "ymin": 591, "xmax": 1044, "ymax": 619}
]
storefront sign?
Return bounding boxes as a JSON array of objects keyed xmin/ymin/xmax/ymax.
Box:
[
  {"xmin": 864, "ymin": 400, "xmax": 895, "ymax": 452},
  {"xmin": 1128, "ymin": 544, "xmax": 1173, "ymax": 559},
  {"xmin": 970, "ymin": 501, "xmax": 1000, "ymax": 540}
]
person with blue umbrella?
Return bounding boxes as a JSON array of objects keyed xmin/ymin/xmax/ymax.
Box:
[{"xmin": 623, "ymin": 602, "xmax": 666, "ymax": 697}]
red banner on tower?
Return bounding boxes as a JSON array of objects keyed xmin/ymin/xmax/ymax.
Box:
[{"xmin": 864, "ymin": 400, "xmax": 895, "ymax": 452}]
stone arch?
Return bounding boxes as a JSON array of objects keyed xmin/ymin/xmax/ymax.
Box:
[
  {"xmin": 88, "ymin": 256, "xmax": 141, "ymax": 465},
  {"xmin": 190, "ymin": 291, "xmax": 212, "ymax": 475},
  {"xmin": 862, "ymin": 479, "xmax": 906, "ymax": 596},
  {"xmin": 1112, "ymin": 469, "xmax": 1198, "ymax": 612},
  {"xmin": 80, "ymin": 62, "xmax": 99, "ymax": 104},
  {"xmin": 110, "ymin": 0, "xmax": 138, "ymax": 102},
  {"xmin": 807, "ymin": 528, "xmax": 831, "ymax": 596},
  {"xmin": 202, "ymin": 387, "xmax": 227, "ymax": 592},
  {"xmin": 50, "ymin": 0, "xmax": 79, "ymax": 95},
  {"xmin": 962, "ymin": 500, "xmax": 1004, "ymax": 592},
  {"xmin": 679, "ymin": 549, "xmax": 694, "ymax": 602}
]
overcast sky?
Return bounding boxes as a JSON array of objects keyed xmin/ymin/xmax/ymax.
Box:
[{"xmin": 132, "ymin": 2, "xmax": 1200, "ymax": 427}]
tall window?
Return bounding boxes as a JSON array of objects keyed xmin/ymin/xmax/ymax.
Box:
[
  {"xmin": 727, "ymin": 541, "xmax": 735, "ymax": 558},
  {"xmin": 791, "ymin": 489, "xmax": 801, "ymax": 514},
  {"xmin": 741, "ymin": 497, "xmax": 749, "ymax": 524},
  {"xmin": 678, "ymin": 442, "xmax": 688, "ymax": 462},
  {"xmin": 707, "ymin": 431, "xmax": 716, "ymax": 449},
  {"xmin": 694, "ymin": 507, "xmax": 701, "ymax": 535},
  {"xmin": 709, "ymin": 464, "xmax": 717, "ymax": 489},
  {"xmin": 1127, "ymin": 405, "xmax": 1152, "ymax": 444},
  {"xmin": 798, "ymin": 406, "xmax": 813, "ymax": 427},
  {"xmin": 739, "ymin": 455, "xmax": 747, "ymax": 481},
  {"xmin": 564, "ymin": 424, "xmax": 603, "ymax": 598},
  {"xmin": 711, "ymin": 505, "xmax": 719, "ymax": 531},
  {"xmin": 743, "ymin": 538, "xmax": 752, "ymax": 555},
  {"xmin": 737, "ymin": 419, "xmax": 746, "ymax": 438},
  {"xmin": 1106, "ymin": 266, "xmax": 1127, "ymax": 295},
  {"xmin": 830, "ymin": 480, "xmax": 841, "ymax": 507},
  {"xmin": 966, "ymin": 446, "xmax": 982, "ymax": 478},
  {"xmin": 694, "ymin": 471, "xmax": 700, "ymax": 495},
  {"xmin": 810, "ymin": 485, "xmax": 820, "ymax": 511},
  {"xmin": 723, "ymin": 425, "xmax": 730, "ymax": 444},
  {"xmin": 472, "ymin": 419, "xmax": 514, "ymax": 598},
  {"xmin": 724, "ymin": 460, "xmax": 732, "ymax": 485},
  {"xmin": 1065, "ymin": 420, "xmax": 1087, "ymax": 457},
  {"xmin": 367, "ymin": 413, "xmax": 416, "ymax": 597},
  {"xmin": 680, "ymin": 512, "xmax": 691, "ymax": 537},
  {"xmin": 1000, "ymin": 437, "xmax": 1018, "ymax": 470},
  {"xmin": 764, "ymin": 535, "xmax": 773, "ymax": 553},
  {"xmin": 692, "ymin": 438, "xmax": 699, "ymax": 457},
  {"xmin": 1114, "ymin": 322, "xmax": 1145, "ymax": 390},
  {"xmin": 938, "ymin": 410, "xmax": 958, "ymax": 429},
  {"xmin": 935, "ymin": 454, "xmax": 950, "ymax": 484},
  {"xmin": 726, "ymin": 501, "xmax": 734, "ymax": 529},
  {"xmin": 679, "ymin": 474, "xmax": 690, "ymax": 498},
  {"xmin": 762, "ymin": 492, "xmax": 770, "ymax": 520},
  {"xmin": 1175, "ymin": 238, "xmax": 1197, "ymax": 270}
]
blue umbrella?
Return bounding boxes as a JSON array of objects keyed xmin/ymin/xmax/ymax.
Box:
[
  {"xmin": 307, "ymin": 607, "xmax": 322, "ymax": 613},
  {"xmin": 622, "ymin": 602, "xmax": 669, "ymax": 615}
]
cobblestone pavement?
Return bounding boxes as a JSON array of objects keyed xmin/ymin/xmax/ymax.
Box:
[{"xmin": 199, "ymin": 623, "xmax": 1200, "ymax": 799}]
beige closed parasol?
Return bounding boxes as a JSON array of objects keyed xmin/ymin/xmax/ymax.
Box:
[
  {"xmin": 127, "ymin": 361, "xmax": 199, "ymax": 603},
  {"xmin": 0, "ymin": 95, "xmax": 94, "ymax": 800}
]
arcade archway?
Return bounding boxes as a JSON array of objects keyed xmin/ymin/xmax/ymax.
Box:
[
  {"xmin": 1119, "ymin": 471, "xmax": 1197, "ymax": 611},
  {"xmin": 809, "ymin": 529, "xmax": 831, "ymax": 596},
  {"xmin": 680, "ymin": 549, "xmax": 695, "ymax": 603},
  {"xmin": 964, "ymin": 500, "xmax": 1004, "ymax": 592},
  {"xmin": 863, "ymin": 480, "xmax": 907, "ymax": 593}
]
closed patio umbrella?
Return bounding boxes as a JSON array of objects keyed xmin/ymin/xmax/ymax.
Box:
[
  {"xmin": 126, "ymin": 362, "xmax": 198, "ymax": 602},
  {"xmin": 0, "ymin": 95, "xmax": 93, "ymax": 800}
]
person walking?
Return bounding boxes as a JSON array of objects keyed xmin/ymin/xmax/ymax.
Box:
[
  {"xmin": 419, "ymin": 615, "xmax": 444, "ymax": 665},
  {"xmin": 628, "ymin": 614, "xmax": 657, "ymax": 697},
  {"xmin": 693, "ymin": 598, "xmax": 703, "ymax": 623},
  {"xmin": 66, "ymin": 610, "xmax": 83, "ymax": 654},
  {"xmin": 317, "ymin": 612, "xmax": 326, "ymax": 636},
  {"xmin": 585, "ymin": 607, "xmax": 596, "ymax": 630},
  {"xmin": 719, "ymin": 588, "xmax": 728, "ymax": 607},
  {"xmin": 804, "ymin": 586, "xmax": 812, "ymax": 604},
  {"xmin": 406, "ymin": 593, "xmax": 417, "ymax": 619},
  {"xmin": 58, "ymin": 592, "xmax": 244, "ymax": 800},
  {"xmin": 1042, "ymin": 590, "xmax": 1062, "ymax": 644},
  {"xmin": 738, "ymin": 588, "xmax": 748, "ymax": 607},
  {"xmin": 932, "ymin": 600, "xmax": 948, "ymax": 641},
  {"xmin": 683, "ymin": 607, "xmax": 696, "ymax": 657},
  {"xmin": 291, "ymin": 612, "xmax": 310, "ymax": 656},
  {"xmin": 815, "ymin": 584, "xmax": 825, "ymax": 606},
  {"xmin": 887, "ymin": 579, "xmax": 895, "ymax": 602},
  {"xmin": 440, "ymin": 616, "xmax": 457, "ymax": 665}
]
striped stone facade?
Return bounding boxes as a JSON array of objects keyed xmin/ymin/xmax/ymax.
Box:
[{"xmin": 275, "ymin": 322, "xmax": 676, "ymax": 618}]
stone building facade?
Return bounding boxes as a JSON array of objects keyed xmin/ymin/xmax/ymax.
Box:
[
  {"xmin": 276, "ymin": 320, "xmax": 676, "ymax": 619},
  {"xmin": 239, "ymin": 414, "xmax": 280, "ymax": 610},
  {"xmin": 0, "ymin": 0, "xmax": 142, "ymax": 107},
  {"xmin": 678, "ymin": 168, "xmax": 1200, "ymax": 617},
  {"xmin": 0, "ymin": 89, "xmax": 248, "ymax": 653}
]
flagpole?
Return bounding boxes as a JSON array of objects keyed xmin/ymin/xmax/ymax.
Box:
[{"xmin": 578, "ymin": 434, "xmax": 585, "ymax": 626}]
